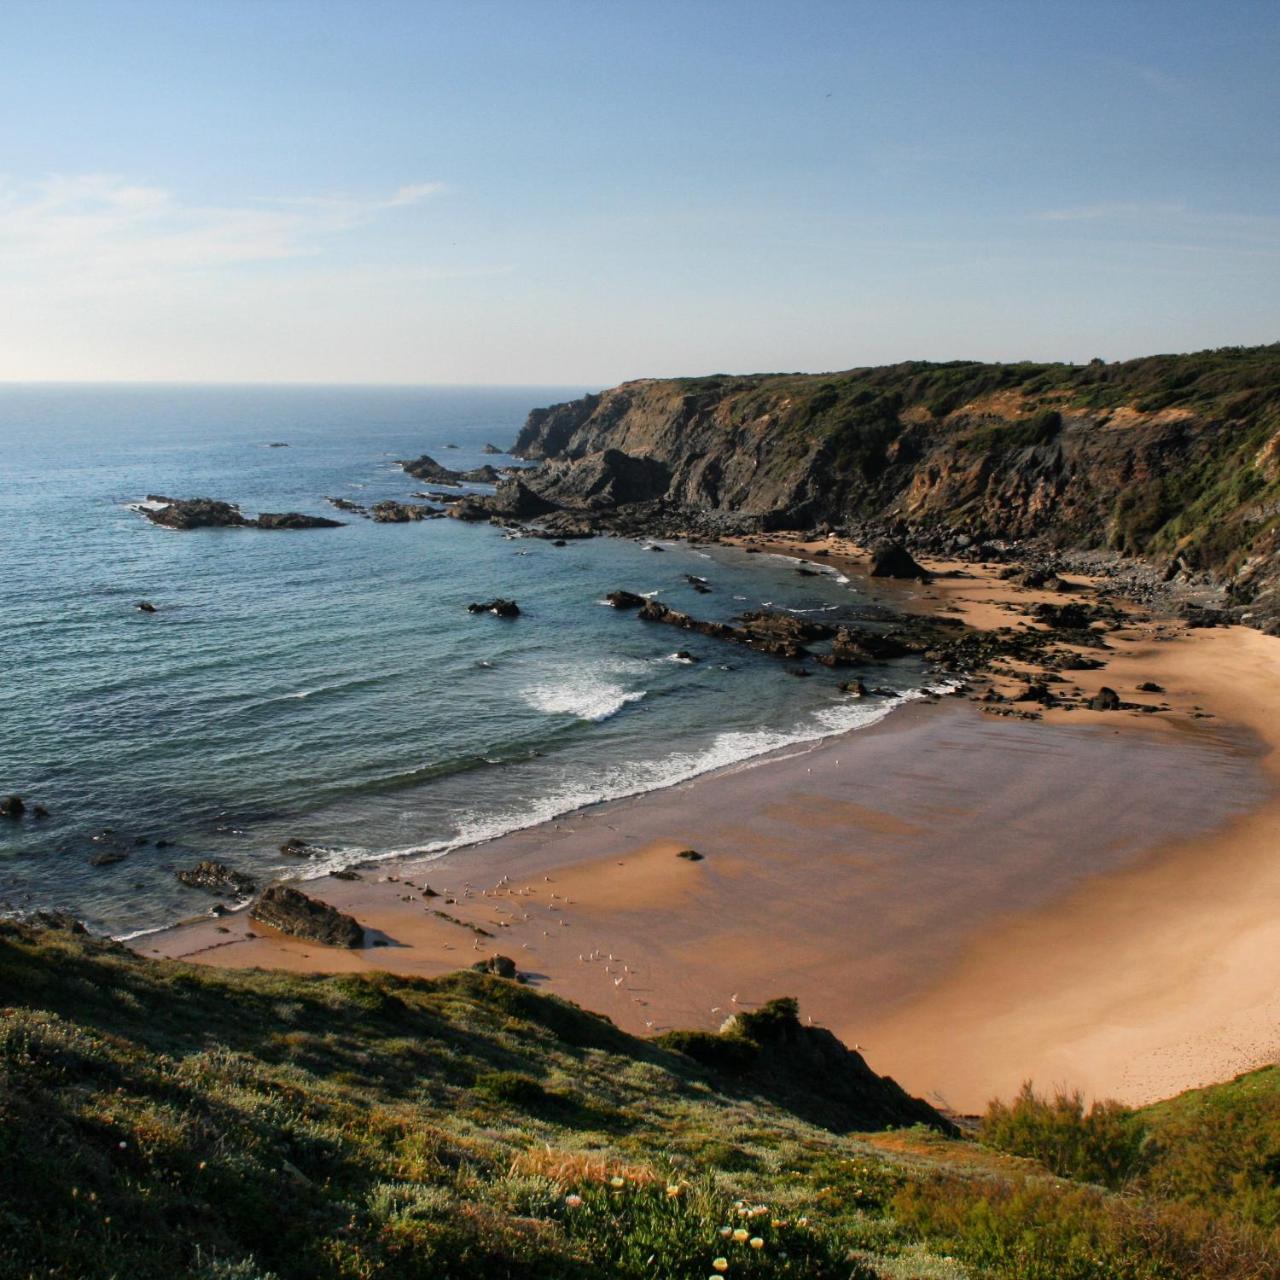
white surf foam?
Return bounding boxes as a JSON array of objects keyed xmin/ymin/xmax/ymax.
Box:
[{"xmin": 521, "ymin": 676, "xmax": 647, "ymax": 722}]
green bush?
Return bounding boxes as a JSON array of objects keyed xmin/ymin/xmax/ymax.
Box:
[
  {"xmin": 474, "ymin": 1070, "xmax": 548, "ymax": 1107},
  {"xmin": 982, "ymin": 1083, "xmax": 1148, "ymax": 1188}
]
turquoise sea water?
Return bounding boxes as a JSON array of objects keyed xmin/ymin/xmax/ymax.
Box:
[{"xmin": 0, "ymin": 385, "xmax": 931, "ymax": 936}]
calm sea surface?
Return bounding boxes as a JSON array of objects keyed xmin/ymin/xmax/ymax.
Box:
[{"xmin": 0, "ymin": 385, "xmax": 931, "ymax": 935}]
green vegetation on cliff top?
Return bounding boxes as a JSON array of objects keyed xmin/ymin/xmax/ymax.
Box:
[{"xmin": 1, "ymin": 921, "xmax": 1278, "ymax": 1279}]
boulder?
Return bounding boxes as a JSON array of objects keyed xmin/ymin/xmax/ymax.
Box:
[
  {"xmin": 675, "ymin": 848, "xmax": 704, "ymax": 861},
  {"xmin": 176, "ymin": 860, "xmax": 257, "ymax": 896},
  {"xmin": 467, "ymin": 598, "xmax": 520, "ymax": 617},
  {"xmin": 1033, "ymin": 602, "xmax": 1095, "ymax": 630},
  {"xmin": 868, "ymin": 540, "xmax": 928, "ymax": 580},
  {"xmin": 1136, "ymin": 680, "xmax": 1165, "ymax": 693},
  {"xmin": 471, "ymin": 953, "xmax": 519, "ymax": 979},
  {"xmin": 136, "ymin": 601, "xmax": 158, "ymax": 613},
  {"xmin": 0, "ymin": 795, "xmax": 25, "ymax": 820},
  {"xmin": 279, "ymin": 837, "xmax": 321, "ymax": 857},
  {"xmin": 250, "ymin": 884, "xmax": 364, "ymax": 947},
  {"xmin": 446, "ymin": 499, "xmax": 492, "ymax": 522},
  {"xmin": 1089, "ymin": 687, "xmax": 1122, "ymax": 711},
  {"xmin": 606, "ymin": 590, "xmax": 646, "ymax": 609},
  {"xmin": 486, "ymin": 477, "xmax": 560, "ymax": 519}
]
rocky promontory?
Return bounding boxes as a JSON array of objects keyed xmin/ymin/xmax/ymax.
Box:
[{"xmin": 481, "ymin": 347, "xmax": 1280, "ymax": 631}]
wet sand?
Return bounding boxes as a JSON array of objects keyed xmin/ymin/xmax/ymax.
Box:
[{"xmin": 144, "ymin": 564, "xmax": 1276, "ymax": 1110}]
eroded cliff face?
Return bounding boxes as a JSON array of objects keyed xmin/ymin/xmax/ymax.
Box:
[{"xmin": 508, "ymin": 350, "xmax": 1280, "ymax": 620}]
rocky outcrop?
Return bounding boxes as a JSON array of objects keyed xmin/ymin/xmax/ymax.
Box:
[
  {"xmin": 506, "ymin": 348, "xmax": 1280, "ymax": 630},
  {"xmin": 370, "ymin": 500, "xmax": 441, "ymax": 523},
  {"xmin": 401, "ymin": 456, "xmax": 502, "ymax": 485},
  {"xmin": 249, "ymin": 885, "xmax": 364, "ymax": 947},
  {"xmin": 471, "ymin": 953, "xmax": 522, "ymax": 979},
  {"xmin": 142, "ymin": 498, "xmax": 343, "ymax": 531},
  {"xmin": 606, "ymin": 590, "xmax": 646, "ymax": 609},
  {"xmin": 177, "ymin": 860, "xmax": 257, "ymax": 896}
]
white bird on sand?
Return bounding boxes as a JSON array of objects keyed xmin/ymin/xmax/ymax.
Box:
[
  {"xmin": 614, "ymin": 976, "xmax": 624, "ymax": 986},
  {"xmin": 730, "ymin": 993, "xmax": 739, "ymax": 1003}
]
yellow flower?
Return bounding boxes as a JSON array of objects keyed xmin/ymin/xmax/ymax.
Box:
[
  {"xmin": 797, "ymin": 1216, "xmax": 809, "ymax": 1227},
  {"xmin": 609, "ymin": 1175, "xmax": 625, "ymax": 1188},
  {"xmin": 750, "ymin": 1237, "xmax": 764, "ymax": 1249},
  {"xmin": 711, "ymin": 1260, "xmax": 729, "ymax": 1273},
  {"xmin": 666, "ymin": 1184, "xmax": 682, "ymax": 1198},
  {"xmin": 732, "ymin": 1228, "xmax": 748, "ymax": 1242}
]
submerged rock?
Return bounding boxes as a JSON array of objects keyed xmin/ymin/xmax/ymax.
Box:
[
  {"xmin": 0, "ymin": 795, "xmax": 25, "ymax": 820},
  {"xmin": 250, "ymin": 884, "xmax": 364, "ymax": 947}
]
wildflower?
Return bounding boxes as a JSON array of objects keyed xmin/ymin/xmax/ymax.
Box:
[
  {"xmin": 718, "ymin": 1226, "xmax": 732, "ymax": 1237},
  {"xmin": 711, "ymin": 1260, "xmax": 729, "ymax": 1273},
  {"xmin": 750, "ymin": 1237, "xmax": 764, "ymax": 1249},
  {"xmin": 666, "ymin": 1183, "xmax": 683, "ymax": 1198},
  {"xmin": 565, "ymin": 1194, "xmax": 583, "ymax": 1208},
  {"xmin": 732, "ymin": 1228, "xmax": 748, "ymax": 1242},
  {"xmin": 609, "ymin": 1175, "xmax": 625, "ymax": 1188}
]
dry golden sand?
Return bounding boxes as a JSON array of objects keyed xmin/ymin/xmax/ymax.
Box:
[{"xmin": 145, "ymin": 539, "xmax": 1280, "ymax": 1111}]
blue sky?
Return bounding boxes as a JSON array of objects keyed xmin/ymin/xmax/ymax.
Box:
[{"xmin": 1, "ymin": 0, "xmax": 1277, "ymax": 382}]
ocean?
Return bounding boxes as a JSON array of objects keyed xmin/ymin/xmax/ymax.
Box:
[{"xmin": 0, "ymin": 385, "xmax": 933, "ymax": 936}]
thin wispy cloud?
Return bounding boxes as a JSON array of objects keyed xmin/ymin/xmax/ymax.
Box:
[{"xmin": 0, "ymin": 175, "xmax": 445, "ymax": 279}]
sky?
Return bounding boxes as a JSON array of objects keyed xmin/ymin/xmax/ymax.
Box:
[{"xmin": 1, "ymin": 0, "xmax": 1278, "ymax": 384}]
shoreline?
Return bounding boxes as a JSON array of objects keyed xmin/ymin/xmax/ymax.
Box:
[{"xmin": 141, "ymin": 538, "xmax": 1280, "ymax": 1107}]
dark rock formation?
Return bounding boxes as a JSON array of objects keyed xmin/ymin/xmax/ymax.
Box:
[
  {"xmin": 177, "ymin": 860, "xmax": 257, "ymax": 896},
  {"xmin": 279, "ymin": 837, "xmax": 322, "ymax": 858},
  {"xmin": 370, "ymin": 500, "xmax": 440, "ymax": 523},
  {"xmin": 676, "ymin": 849, "xmax": 704, "ymax": 861},
  {"xmin": 401, "ymin": 454, "xmax": 459, "ymax": 482},
  {"xmin": 471, "ymin": 953, "xmax": 519, "ymax": 979},
  {"xmin": 869, "ymin": 539, "xmax": 928, "ymax": 580},
  {"xmin": 136, "ymin": 601, "xmax": 158, "ymax": 613},
  {"xmin": 1, "ymin": 795, "xmax": 24, "ymax": 820},
  {"xmin": 255, "ymin": 512, "xmax": 345, "ymax": 530},
  {"xmin": 1089, "ymin": 687, "xmax": 1122, "ymax": 711},
  {"xmin": 142, "ymin": 497, "xmax": 343, "ymax": 531},
  {"xmin": 327, "ymin": 496, "xmax": 369, "ymax": 516},
  {"xmin": 467, "ymin": 598, "xmax": 520, "ymax": 617},
  {"xmin": 606, "ymin": 590, "xmax": 646, "ymax": 609},
  {"xmin": 250, "ymin": 885, "xmax": 364, "ymax": 947},
  {"xmin": 143, "ymin": 497, "xmax": 250, "ymax": 529},
  {"xmin": 481, "ymin": 442, "xmax": 504, "ymax": 454},
  {"xmin": 30, "ymin": 910, "xmax": 88, "ymax": 934},
  {"xmin": 1137, "ymin": 680, "xmax": 1165, "ymax": 693}
]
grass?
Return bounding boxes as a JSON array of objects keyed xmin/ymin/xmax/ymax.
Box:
[{"xmin": 0, "ymin": 921, "xmax": 1278, "ymax": 1278}]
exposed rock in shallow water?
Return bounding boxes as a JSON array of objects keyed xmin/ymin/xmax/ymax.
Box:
[
  {"xmin": 327, "ymin": 496, "xmax": 370, "ymax": 516},
  {"xmin": 136, "ymin": 601, "xmax": 158, "ymax": 613},
  {"xmin": 250, "ymin": 884, "xmax": 364, "ymax": 947},
  {"xmin": 606, "ymin": 590, "xmax": 646, "ymax": 609},
  {"xmin": 177, "ymin": 860, "xmax": 257, "ymax": 896},
  {"xmin": 370, "ymin": 500, "xmax": 441, "ymax": 523},
  {"xmin": 467, "ymin": 598, "xmax": 520, "ymax": 617},
  {"xmin": 142, "ymin": 497, "xmax": 343, "ymax": 531},
  {"xmin": 1, "ymin": 795, "xmax": 25, "ymax": 820}
]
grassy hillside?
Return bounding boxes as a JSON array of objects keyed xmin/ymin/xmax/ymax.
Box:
[{"xmin": 0, "ymin": 920, "xmax": 1277, "ymax": 1279}]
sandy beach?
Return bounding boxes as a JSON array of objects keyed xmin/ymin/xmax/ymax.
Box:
[{"xmin": 141, "ymin": 538, "xmax": 1280, "ymax": 1111}]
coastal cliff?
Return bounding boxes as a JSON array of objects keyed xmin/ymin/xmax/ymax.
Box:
[{"xmin": 507, "ymin": 345, "xmax": 1280, "ymax": 625}]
